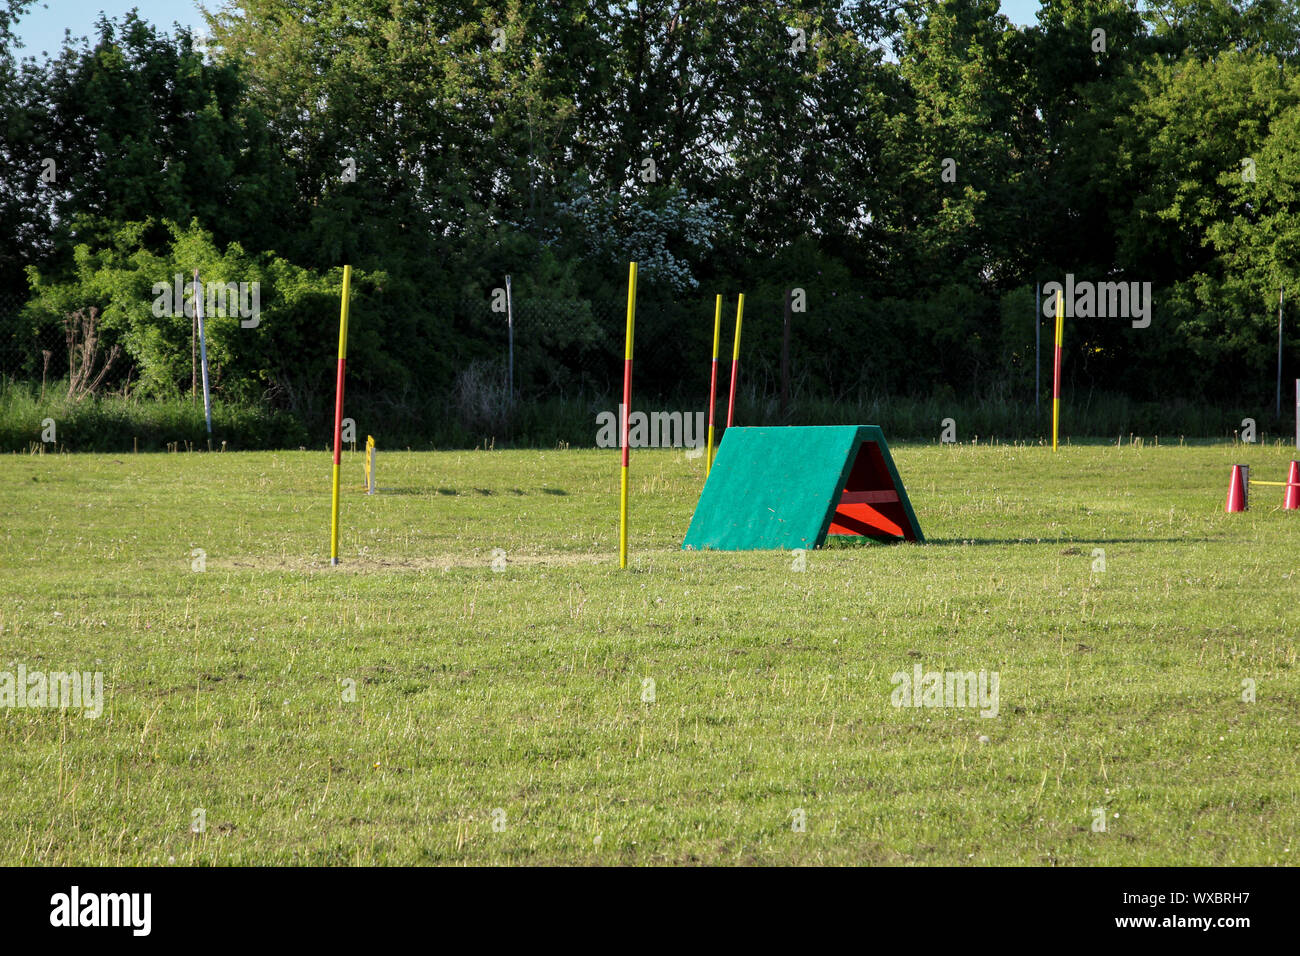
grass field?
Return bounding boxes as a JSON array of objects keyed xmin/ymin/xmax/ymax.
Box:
[{"xmin": 1, "ymin": 441, "xmax": 1297, "ymax": 865}]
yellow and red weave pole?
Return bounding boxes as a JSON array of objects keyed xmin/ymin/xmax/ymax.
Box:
[
  {"xmin": 619, "ymin": 262, "xmax": 637, "ymax": 570},
  {"xmin": 705, "ymin": 294, "xmax": 722, "ymax": 475},
  {"xmin": 329, "ymin": 264, "xmax": 352, "ymax": 566},
  {"xmin": 725, "ymin": 293, "xmax": 744, "ymax": 428},
  {"xmin": 1051, "ymin": 288, "xmax": 1064, "ymax": 452}
]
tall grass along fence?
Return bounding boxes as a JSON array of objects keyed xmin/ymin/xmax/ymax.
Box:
[{"xmin": 0, "ymin": 288, "xmax": 1289, "ymax": 450}]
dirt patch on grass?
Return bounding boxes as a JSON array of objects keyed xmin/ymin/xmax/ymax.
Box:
[{"xmin": 221, "ymin": 551, "xmax": 617, "ymax": 573}]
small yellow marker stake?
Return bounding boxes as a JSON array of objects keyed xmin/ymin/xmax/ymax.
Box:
[
  {"xmin": 619, "ymin": 262, "xmax": 637, "ymax": 569},
  {"xmin": 364, "ymin": 435, "xmax": 376, "ymax": 494},
  {"xmin": 330, "ymin": 265, "xmax": 352, "ymax": 565},
  {"xmin": 706, "ymin": 294, "xmax": 722, "ymax": 475},
  {"xmin": 1052, "ymin": 289, "xmax": 1064, "ymax": 452}
]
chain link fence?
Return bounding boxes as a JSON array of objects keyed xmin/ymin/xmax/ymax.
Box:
[
  {"xmin": 0, "ymin": 290, "xmax": 67, "ymax": 387},
  {"xmin": 432, "ymin": 291, "xmax": 965, "ymax": 405},
  {"xmin": 2, "ymin": 283, "xmax": 1281, "ymax": 446},
  {"xmin": 0, "ymin": 285, "xmax": 1019, "ymax": 408}
]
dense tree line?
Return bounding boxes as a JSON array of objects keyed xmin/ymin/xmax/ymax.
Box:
[{"xmin": 3, "ymin": 0, "xmax": 1300, "ymax": 427}]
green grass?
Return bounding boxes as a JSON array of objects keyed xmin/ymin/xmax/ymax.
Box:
[{"xmin": 0, "ymin": 441, "xmax": 1296, "ymax": 865}]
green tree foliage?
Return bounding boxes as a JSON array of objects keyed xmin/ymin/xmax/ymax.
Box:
[
  {"xmin": 22, "ymin": 220, "xmax": 414, "ymax": 411},
  {"xmin": 0, "ymin": 12, "xmax": 294, "ymax": 289},
  {"xmin": 4, "ymin": 0, "xmax": 1300, "ymax": 424},
  {"xmin": 1143, "ymin": 0, "xmax": 1300, "ymax": 60},
  {"xmin": 1111, "ymin": 51, "xmax": 1300, "ymax": 388},
  {"xmin": 0, "ymin": 0, "xmax": 44, "ymax": 291}
]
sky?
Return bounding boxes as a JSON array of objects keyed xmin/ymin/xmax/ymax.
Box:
[
  {"xmin": 11, "ymin": 1, "xmax": 208, "ymax": 58},
  {"xmin": 10, "ymin": 1, "xmax": 1046, "ymax": 60}
]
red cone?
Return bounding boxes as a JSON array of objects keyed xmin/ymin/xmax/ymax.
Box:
[
  {"xmin": 1225, "ymin": 464, "xmax": 1248, "ymax": 512},
  {"xmin": 1285, "ymin": 460, "xmax": 1300, "ymax": 511}
]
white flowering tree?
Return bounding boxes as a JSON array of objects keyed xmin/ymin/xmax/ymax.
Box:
[{"xmin": 554, "ymin": 184, "xmax": 719, "ymax": 293}]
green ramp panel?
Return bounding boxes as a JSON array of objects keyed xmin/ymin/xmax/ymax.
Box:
[{"xmin": 681, "ymin": 425, "xmax": 923, "ymax": 551}]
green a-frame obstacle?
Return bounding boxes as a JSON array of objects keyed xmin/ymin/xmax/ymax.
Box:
[{"xmin": 682, "ymin": 425, "xmax": 923, "ymax": 551}]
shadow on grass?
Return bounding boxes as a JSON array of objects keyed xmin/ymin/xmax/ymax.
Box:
[
  {"xmin": 921, "ymin": 536, "xmax": 1214, "ymax": 546},
  {"xmin": 363, "ymin": 486, "xmax": 572, "ymax": 497}
]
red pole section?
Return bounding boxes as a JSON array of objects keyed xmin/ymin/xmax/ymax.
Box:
[
  {"xmin": 1052, "ymin": 338, "xmax": 1062, "ymax": 414},
  {"xmin": 706, "ymin": 295, "xmax": 721, "ymax": 474},
  {"xmin": 621, "ymin": 358, "xmax": 633, "ymax": 469},
  {"xmin": 707, "ymin": 352, "xmax": 718, "ymax": 434},
  {"xmin": 333, "ymin": 358, "xmax": 347, "ymax": 466},
  {"xmin": 329, "ymin": 264, "xmax": 352, "ymax": 565},
  {"xmin": 619, "ymin": 262, "xmax": 637, "ymax": 569},
  {"xmin": 725, "ymin": 359, "xmax": 739, "ymax": 428},
  {"xmin": 726, "ymin": 293, "xmax": 744, "ymax": 428},
  {"xmin": 1052, "ymin": 290, "xmax": 1063, "ymax": 451}
]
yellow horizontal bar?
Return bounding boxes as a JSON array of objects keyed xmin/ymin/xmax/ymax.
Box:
[{"xmin": 1247, "ymin": 480, "xmax": 1298, "ymax": 486}]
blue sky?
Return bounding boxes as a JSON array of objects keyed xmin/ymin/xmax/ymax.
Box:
[
  {"xmin": 11, "ymin": 1, "xmax": 1046, "ymax": 60},
  {"xmin": 12, "ymin": 1, "xmax": 208, "ymax": 58}
]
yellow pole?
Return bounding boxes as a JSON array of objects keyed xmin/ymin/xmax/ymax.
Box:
[
  {"xmin": 330, "ymin": 265, "xmax": 352, "ymax": 565},
  {"xmin": 619, "ymin": 262, "xmax": 637, "ymax": 569},
  {"xmin": 1052, "ymin": 289, "xmax": 1063, "ymax": 452},
  {"xmin": 706, "ymin": 294, "xmax": 722, "ymax": 475}
]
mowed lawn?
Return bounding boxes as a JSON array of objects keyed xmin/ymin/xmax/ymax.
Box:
[{"xmin": 0, "ymin": 440, "xmax": 1296, "ymax": 865}]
